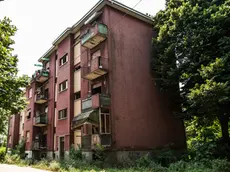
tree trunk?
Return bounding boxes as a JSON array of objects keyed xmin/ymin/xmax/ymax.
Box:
[{"xmin": 219, "ymin": 115, "xmax": 229, "ymax": 142}]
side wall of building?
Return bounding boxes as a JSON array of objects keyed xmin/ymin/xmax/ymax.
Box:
[{"xmin": 106, "ymin": 6, "xmax": 186, "ymax": 150}]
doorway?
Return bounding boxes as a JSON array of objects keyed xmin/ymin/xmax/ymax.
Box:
[{"xmin": 59, "ymin": 137, "xmax": 65, "ymax": 159}]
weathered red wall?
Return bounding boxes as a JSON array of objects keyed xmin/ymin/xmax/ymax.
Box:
[
  {"xmin": 24, "ymin": 82, "xmax": 36, "ymax": 151},
  {"xmin": 105, "ymin": 6, "xmax": 186, "ymax": 150},
  {"xmin": 8, "ymin": 114, "xmax": 20, "ymax": 149},
  {"xmin": 56, "ymin": 35, "xmax": 73, "ymax": 151},
  {"xmin": 46, "ymin": 51, "xmax": 56, "ymax": 151}
]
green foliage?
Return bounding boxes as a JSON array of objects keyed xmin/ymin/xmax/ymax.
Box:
[
  {"xmin": 152, "ymin": 147, "xmax": 180, "ymax": 166},
  {"xmin": 11, "ymin": 139, "xmax": 25, "ymax": 159},
  {"xmin": 49, "ymin": 161, "xmax": 61, "ymax": 171},
  {"xmin": 0, "ymin": 147, "xmax": 6, "ymax": 162},
  {"xmin": 93, "ymin": 144, "xmax": 105, "ymax": 162},
  {"xmin": 0, "ymin": 17, "xmax": 29, "ymax": 134},
  {"xmin": 4, "ymin": 154, "xmax": 20, "ymax": 164},
  {"xmin": 69, "ymin": 144, "xmax": 84, "ymax": 161},
  {"xmin": 152, "ymin": 0, "xmax": 230, "ymax": 142}
]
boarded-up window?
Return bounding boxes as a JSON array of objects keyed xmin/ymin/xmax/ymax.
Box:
[
  {"xmin": 74, "ymin": 43, "xmax": 81, "ymax": 65},
  {"xmin": 74, "ymin": 70, "xmax": 81, "ymax": 92},
  {"xmin": 74, "ymin": 130, "xmax": 81, "ymax": 149},
  {"xmin": 74, "ymin": 100, "xmax": 81, "ymax": 117}
]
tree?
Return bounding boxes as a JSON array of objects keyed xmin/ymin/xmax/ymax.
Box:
[
  {"xmin": 0, "ymin": 17, "xmax": 29, "ymax": 133},
  {"xmin": 152, "ymin": 0, "xmax": 230, "ymax": 142}
]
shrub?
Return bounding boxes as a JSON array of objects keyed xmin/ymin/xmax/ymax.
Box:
[
  {"xmin": 4, "ymin": 154, "xmax": 20, "ymax": 164},
  {"xmin": 49, "ymin": 161, "xmax": 61, "ymax": 171},
  {"xmin": 93, "ymin": 144, "xmax": 105, "ymax": 162},
  {"xmin": 69, "ymin": 144, "xmax": 84, "ymax": 161},
  {"xmin": 152, "ymin": 146, "xmax": 180, "ymax": 166},
  {"xmin": 0, "ymin": 147, "xmax": 6, "ymax": 162}
]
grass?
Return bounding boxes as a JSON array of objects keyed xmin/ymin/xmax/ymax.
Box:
[{"xmin": 3, "ymin": 154, "xmax": 230, "ymax": 172}]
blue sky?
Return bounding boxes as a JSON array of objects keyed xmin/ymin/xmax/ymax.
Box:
[{"xmin": 0, "ymin": 0, "xmax": 165, "ymax": 76}]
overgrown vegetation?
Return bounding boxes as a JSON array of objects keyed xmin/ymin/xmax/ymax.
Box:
[{"xmin": 152, "ymin": 0, "xmax": 230, "ymax": 161}]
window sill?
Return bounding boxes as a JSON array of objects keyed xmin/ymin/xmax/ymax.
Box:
[
  {"xmin": 59, "ymin": 62, "xmax": 68, "ymax": 68},
  {"xmin": 59, "ymin": 88, "xmax": 68, "ymax": 94},
  {"xmin": 58, "ymin": 117, "xmax": 67, "ymax": 121}
]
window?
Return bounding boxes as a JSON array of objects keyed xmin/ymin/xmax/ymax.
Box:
[
  {"xmin": 92, "ymin": 86, "xmax": 101, "ymax": 95},
  {"xmin": 100, "ymin": 108, "xmax": 110, "ymax": 134},
  {"xmin": 26, "ymin": 111, "xmax": 31, "ymax": 120},
  {"xmin": 28, "ymin": 88, "xmax": 32, "ymax": 98},
  {"xmin": 59, "ymin": 54, "xmax": 68, "ymax": 66},
  {"xmin": 26, "ymin": 131, "xmax": 30, "ymax": 142},
  {"xmin": 58, "ymin": 109, "xmax": 67, "ymax": 119},
  {"xmin": 59, "ymin": 80, "xmax": 68, "ymax": 92},
  {"xmin": 74, "ymin": 91, "xmax": 81, "ymax": 100}
]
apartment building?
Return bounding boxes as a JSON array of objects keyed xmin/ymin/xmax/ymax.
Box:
[{"xmin": 7, "ymin": 0, "xmax": 186, "ymax": 161}]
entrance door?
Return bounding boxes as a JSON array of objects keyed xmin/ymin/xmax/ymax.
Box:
[{"xmin": 59, "ymin": 137, "xmax": 65, "ymax": 159}]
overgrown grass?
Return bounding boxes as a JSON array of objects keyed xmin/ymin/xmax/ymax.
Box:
[
  {"xmin": 3, "ymin": 153, "xmax": 230, "ymax": 172},
  {"xmin": 0, "ymin": 147, "xmax": 6, "ymax": 162}
]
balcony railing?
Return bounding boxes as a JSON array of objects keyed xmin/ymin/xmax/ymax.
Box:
[
  {"xmin": 82, "ymin": 56, "xmax": 108, "ymax": 81},
  {"xmin": 82, "ymin": 94, "xmax": 110, "ymax": 111},
  {"xmin": 35, "ymin": 93, "xmax": 48, "ymax": 104},
  {"xmin": 32, "ymin": 140, "xmax": 47, "ymax": 150},
  {"xmin": 33, "ymin": 113, "xmax": 48, "ymax": 127},
  {"xmin": 81, "ymin": 23, "xmax": 108, "ymax": 49},
  {"xmin": 31, "ymin": 69, "xmax": 49, "ymax": 83}
]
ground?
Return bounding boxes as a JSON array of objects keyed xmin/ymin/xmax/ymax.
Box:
[{"xmin": 0, "ymin": 164, "xmax": 48, "ymax": 172}]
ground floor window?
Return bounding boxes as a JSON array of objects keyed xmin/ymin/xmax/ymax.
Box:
[{"xmin": 100, "ymin": 108, "xmax": 110, "ymax": 134}]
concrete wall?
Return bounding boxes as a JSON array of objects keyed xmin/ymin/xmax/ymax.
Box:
[{"xmin": 106, "ymin": 6, "xmax": 186, "ymax": 150}]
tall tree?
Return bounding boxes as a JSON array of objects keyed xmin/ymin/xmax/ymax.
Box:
[
  {"xmin": 152, "ymin": 0, "xmax": 230, "ymax": 142},
  {"xmin": 0, "ymin": 17, "xmax": 29, "ymax": 132}
]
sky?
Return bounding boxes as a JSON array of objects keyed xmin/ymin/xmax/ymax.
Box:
[{"xmin": 0, "ymin": 0, "xmax": 165, "ymax": 77}]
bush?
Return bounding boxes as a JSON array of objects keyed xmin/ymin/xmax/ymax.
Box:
[
  {"xmin": 49, "ymin": 161, "xmax": 61, "ymax": 171},
  {"xmin": 0, "ymin": 147, "xmax": 6, "ymax": 162},
  {"xmin": 69, "ymin": 144, "xmax": 84, "ymax": 161},
  {"xmin": 4, "ymin": 154, "xmax": 20, "ymax": 164},
  {"xmin": 152, "ymin": 146, "xmax": 180, "ymax": 166},
  {"xmin": 188, "ymin": 141, "xmax": 230, "ymax": 161}
]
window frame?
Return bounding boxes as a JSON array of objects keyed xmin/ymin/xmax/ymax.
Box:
[
  {"xmin": 58, "ymin": 108, "xmax": 67, "ymax": 120},
  {"xmin": 74, "ymin": 91, "xmax": 81, "ymax": 101},
  {"xmin": 59, "ymin": 54, "xmax": 68, "ymax": 66},
  {"xmin": 100, "ymin": 109, "xmax": 110, "ymax": 134},
  {"xmin": 59, "ymin": 80, "xmax": 68, "ymax": 93}
]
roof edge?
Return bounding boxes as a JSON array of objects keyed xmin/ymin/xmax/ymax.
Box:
[{"xmin": 38, "ymin": 0, "xmax": 153, "ymax": 62}]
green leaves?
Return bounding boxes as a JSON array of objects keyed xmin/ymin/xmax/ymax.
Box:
[
  {"xmin": 0, "ymin": 17, "xmax": 29, "ymax": 134},
  {"xmin": 152, "ymin": 0, "xmax": 230, "ymax": 141}
]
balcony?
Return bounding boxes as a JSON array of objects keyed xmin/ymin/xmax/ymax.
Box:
[
  {"xmin": 32, "ymin": 140, "xmax": 47, "ymax": 150},
  {"xmin": 82, "ymin": 134, "xmax": 111, "ymax": 150},
  {"xmin": 82, "ymin": 94, "xmax": 110, "ymax": 111},
  {"xmin": 81, "ymin": 23, "xmax": 108, "ymax": 49},
  {"xmin": 35, "ymin": 93, "xmax": 48, "ymax": 104},
  {"xmin": 33, "ymin": 114, "xmax": 48, "ymax": 127},
  {"xmin": 82, "ymin": 56, "xmax": 108, "ymax": 81},
  {"xmin": 31, "ymin": 69, "xmax": 49, "ymax": 83}
]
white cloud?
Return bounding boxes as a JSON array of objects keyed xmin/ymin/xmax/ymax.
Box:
[{"xmin": 0, "ymin": 0, "xmax": 165, "ymax": 76}]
